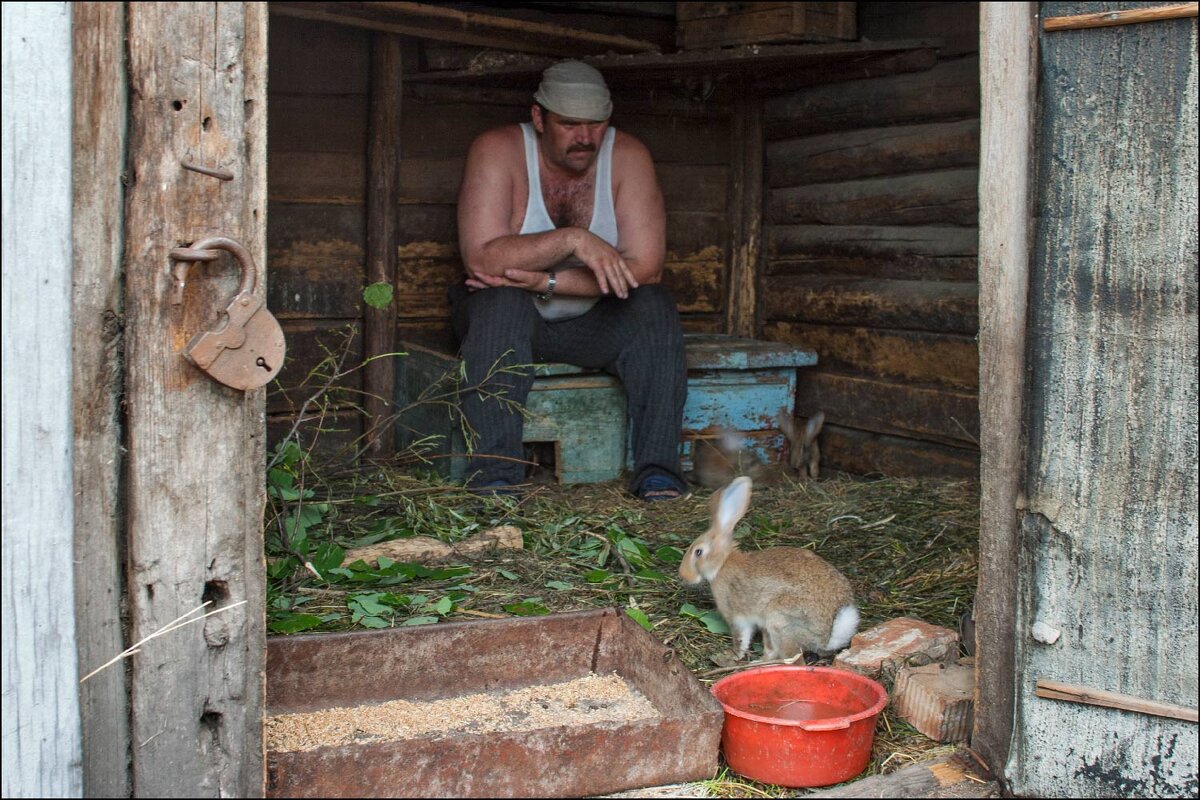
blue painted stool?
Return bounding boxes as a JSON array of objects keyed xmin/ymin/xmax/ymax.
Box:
[{"xmin": 394, "ymin": 334, "xmax": 817, "ymax": 484}]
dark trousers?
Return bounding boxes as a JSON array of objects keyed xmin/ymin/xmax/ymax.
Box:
[{"xmin": 448, "ymin": 283, "xmax": 688, "ymax": 493}]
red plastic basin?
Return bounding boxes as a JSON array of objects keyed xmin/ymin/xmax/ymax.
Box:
[{"xmin": 711, "ymin": 665, "xmax": 888, "ymax": 788}]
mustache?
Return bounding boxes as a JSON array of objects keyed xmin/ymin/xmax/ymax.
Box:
[{"xmin": 567, "ymin": 144, "xmax": 596, "ymax": 153}]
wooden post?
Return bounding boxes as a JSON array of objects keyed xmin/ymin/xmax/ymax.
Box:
[
  {"xmin": 123, "ymin": 4, "xmax": 267, "ymax": 795},
  {"xmin": 975, "ymin": 1, "xmax": 1037, "ymax": 781},
  {"xmin": 71, "ymin": 3, "xmax": 131, "ymax": 796},
  {"xmin": 364, "ymin": 32, "xmax": 403, "ymax": 458},
  {"xmin": 726, "ymin": 78, "xmax": 763, "ymax": 338},
  {"xmin": 1, "ymin": 4, "xmax": 83, "ymax": 796}
]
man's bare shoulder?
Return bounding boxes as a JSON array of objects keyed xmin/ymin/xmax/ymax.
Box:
[
  {"xmin": 612, "ymin": 128, "xmax": 655, "ymax": 166},
  {"xmin": 468, "ymin": 123, "xmax": 525, "ymax": 159}
]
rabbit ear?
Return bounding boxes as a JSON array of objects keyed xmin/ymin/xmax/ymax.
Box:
[
  {"xmin": 713, "ymin": 476, "xmax": 753, "ymax": 535},
  {"xmin": 804, "ymin": 411, "xmax": 825, "ymax": 442}
]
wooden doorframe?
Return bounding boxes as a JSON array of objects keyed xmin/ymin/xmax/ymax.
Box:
[
  {"xmin": 974, "ymin": 1, "xmax": 1038, "ymax": 781},
  {"xmin": 71, "ymin": 3, "xmax": 271, "ymax": 795},
  {"xmin": 2, "ymin": 3, "xmax": 84, "ymax": 796},
  {"xmin": 71, "ymin": 3, "xmax": 132, "ymax": 796}
]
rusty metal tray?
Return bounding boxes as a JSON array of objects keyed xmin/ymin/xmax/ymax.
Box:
[{"xmin": 266, "ymin": 607, "xmax": 724, "ymax": 797}]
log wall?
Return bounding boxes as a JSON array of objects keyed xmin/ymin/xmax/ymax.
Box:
[
  {"xmin": 761, "ymin": 1, "xmax": 982, "ymax": 477},
  {"xmin": 266, "ymin": 14, "xmax": 731, "ymax": 456}
]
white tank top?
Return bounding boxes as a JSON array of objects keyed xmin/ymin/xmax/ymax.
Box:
[{"xmin": 519, "ymin": 122, "xmax": 618, "ymax": 321}]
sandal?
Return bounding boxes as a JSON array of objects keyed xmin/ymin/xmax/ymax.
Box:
[{"xmin": 636, "ymin": 473, "xmax": 683, "ymax": 503}]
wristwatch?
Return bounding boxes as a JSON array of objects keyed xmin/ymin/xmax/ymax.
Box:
[{"xmin": 537, "ymin": 270, "xmax": 556, "ymax": 302}]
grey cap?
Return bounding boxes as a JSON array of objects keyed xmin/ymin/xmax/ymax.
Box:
[{"xmin": 533, "ymin": 60, "xmax": 612, "ymax": 121}]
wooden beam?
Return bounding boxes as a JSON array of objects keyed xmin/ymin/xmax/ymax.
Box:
[
  {"xmin": 270, "ymin": 1, "xmax": 660, "ymax": 56},
  {"xmin": 1035, "ymin": 680, "xmax": 1200, "ymax": 723},
  {"xmin": 70, "ymin": 3, "xmax": 131, "ymax": 796},
  {"xmin": 2, "ymin": 3, "xmax": 82, "ymax": 796},
  {"xmin": 122, "ymin": 4, "xmax": 267, "ymax": 794},
  {"xmin": 364, "ymin": 32, "xmax": 403, "ymax": 458},
  {"xmin": 1043, "ymin": 3, "xmax": 1197, "ymax": 32},
  {"xmin": 809, "ymin": 749, "xmax": 996, "ymax": 798},
  {"xmin": 406, "ymin": 39, "xmax": 946, "ymax": 84},
  {"xmin": 975, "ymin": 1, "xmax": 1037, "ymax": 780},
  {"xmin": 725, "ymin": 78, "xmax": 762, "ymax": 338},
  {"xmin": 751, "ymin": 46, "xmax": 938, "ymax": 94}
]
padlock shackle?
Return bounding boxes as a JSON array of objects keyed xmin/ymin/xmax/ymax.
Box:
[{"xmin": 187, "ymin": 236, "xmax": 258, "ymax": 296}]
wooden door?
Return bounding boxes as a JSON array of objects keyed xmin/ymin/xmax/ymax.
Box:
[
  {"xmin": 121, "ymin": 3, "xmax": 268, "ymax": 795},
  {"xmin": 1009, "ymin": 2, "xmax": 1198, "ymax": 794}
]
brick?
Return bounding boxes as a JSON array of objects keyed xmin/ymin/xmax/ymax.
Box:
[
  {"xmin": 832, "ymin": 616, "xmax": 959, "ymax": 677},
  {"xmin": 892, "ymin": 661, "xmax": 975, "ymax": 742}
]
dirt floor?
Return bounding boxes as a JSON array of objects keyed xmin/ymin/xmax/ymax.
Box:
[{"xmin": 265, "ymin": 463, "xmax": 983, "ymax": 797}]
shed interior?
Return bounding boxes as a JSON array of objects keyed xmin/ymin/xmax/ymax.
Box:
[{"xmin": 264, "ymin": 1, "xmax": 982, "ymax": 481}]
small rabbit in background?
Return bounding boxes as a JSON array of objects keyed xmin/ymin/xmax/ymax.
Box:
[
  {"xmin": 688, "ymin": 410, "xmax": 826, "ymax": 490},
  {"xmin": 778, "ymin": 409, "xmax": 825, "ymax": 480},
  {"xmin": 678, "ymin": 476, "xmax": 859, "ymax": 662}
]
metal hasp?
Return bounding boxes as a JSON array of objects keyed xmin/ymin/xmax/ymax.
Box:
[{"xmin": 170, "ymin": 236, "xmax": 286, "ymax": 391}]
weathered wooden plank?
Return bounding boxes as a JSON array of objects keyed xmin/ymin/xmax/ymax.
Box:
[
  {"xmin": 268, "ymin": 14, "xmax": 370, "ymax": 95},
  {"xmin": 677, "ymin": 1, "xmax": 856, "ymax": 49},
  {"xmin": 752, "ymin": 47, "xmax": 939, "ymax": 94},
  {"xmin": 397, "ymin": 319, "xmax": 457, "ymax": 352},
  {"xmin": 269, "ymin": 152, "xmax": 366, "ymax": 205},
  {"xmin": 269, "ymin": 201, "xmax": 367, "ymax": 247},
  {"xmin": 660, "ymin": 164, "xmax": 729, "ymax": 213},
  {"xmin": 766, "ymin": 253, "xmax": 979, "ymax": 283},
  {"xmin": 268, "ymin": 93, "xmax": 369, "ymax": 154},
  {"xmin": 406, "ymin": 80, "xmax": 734, "ymax": 118},
  {"xmin": 269, "ymin": 320, "xmax": 364, "ymax": 415},
  {"xmin": 764, "ymin": 56, "xmax": 981, "ymax": 140},
  {"xmin": 69, "ymin": 3, "xmax": 130, "ymax": 796},
  {"xmin": 364, "ymin": 33, "xmax": 402, "ymax": 457},
  {"xmin": 795, "ymin": 371, "xmax": 979, "ymax": 446},
  {"xmin": 975, "ymin": 3, "xmax": 1034, "ymax": 779},
  {"xmin": 809, "ymin": 750, "xmax": 995, "ymax": 797},
  {"xmin": 270, "ymin": 1, "xmax": 662, "ymax": 56},
  {"xmin": 2, "ymin": 4, "xmax": 83, "ymax": 797},
  {"xmin": 123, "ymin": 4, "xmax": 266, "ymax": 795},
  {"xmin": 859, "ymin": 1, "xmax": 981, "ymax": 58},
  {"xmin": 762, "ymin": 321, "xmax": 979, "ymax": 390},
  {"xmin": 682, "ymin": 314, "xmax": 725, "ymax": 334},
  {"xmin": 816, "ymin": 423, "xmax": 980, "ymax": 479},
  {"xmin": 1009, "ymin": 2, "xmax": 1199, "ymax": 795},
  {"xmin": 1042, "ymin": 3, "xmax": 1199, "ymax": 32},
  {"xmin": 761, "ymin": 275, "xmax": 979, "ymax": 334},
  {"xmin": 770, "ymin": 223, "xmax": 978, "ymax": 260},
  {"xmin": 406, "ymin": 38, "xmax": 945, "ymax": 85},
  {"xmin": 768, "ymin": 168, "xmax": 979, "ymax": 227},
  {"xmin": 767, "ymin": 119, "xmax": 980, "ymax": 187},
  {"xmin": 270, "ymin": 261, "xmax": 365, "ymax": 320},
  {"xmin": 726, "ymin": 84, "xmax": 762, "ymax": 337}
]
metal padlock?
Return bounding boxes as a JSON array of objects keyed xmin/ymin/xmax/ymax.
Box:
[{"xmin": 171, "ymin": 236, "xmax": 286, "ymax": 391}]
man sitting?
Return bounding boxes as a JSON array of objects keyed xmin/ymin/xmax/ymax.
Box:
[{"xmin": 451, "ymin": 60, "xmax": 688, "ymax": 501}]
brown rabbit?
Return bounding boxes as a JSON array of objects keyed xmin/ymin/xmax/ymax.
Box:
[
  {"xmin": 687, "ymin": 410, "xmax": 826, "ymax": 490},
  {"xmin": 689, "ymin": 426, "xmax": 768, "ymax": 490},
  {"xmin": 778, "ymin": 409, "xmax": 824, "ymax": 480},
  {"xmin": 678, "ymin": 476, "xmax": 859, "ymax": 661}
]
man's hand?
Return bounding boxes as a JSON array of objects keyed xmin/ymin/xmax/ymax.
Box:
[{"xmin": 573, "ymin": 230, "xmax": 638, "ymax": 299}]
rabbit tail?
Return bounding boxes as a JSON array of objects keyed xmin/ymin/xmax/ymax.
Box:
[{"xmin": 825, "ymin": 604, "xmax": 860, "ymax": 653}]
